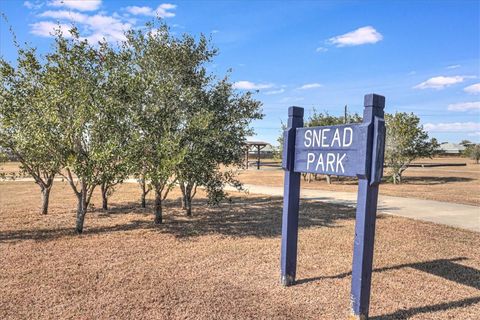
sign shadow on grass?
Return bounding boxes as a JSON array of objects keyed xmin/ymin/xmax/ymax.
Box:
[{"xmin": 297, "ymin": 257, "xmax": 480, "ymax": 318}]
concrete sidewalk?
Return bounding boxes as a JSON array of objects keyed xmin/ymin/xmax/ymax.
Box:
[{"xmin": 226, "ymin": 184, "xmax": 480, "ymax": 233}]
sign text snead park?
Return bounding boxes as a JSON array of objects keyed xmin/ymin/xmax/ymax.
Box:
[{"xmin": 280, "ymin": 94, "xmax": 386, "ymax": 320}]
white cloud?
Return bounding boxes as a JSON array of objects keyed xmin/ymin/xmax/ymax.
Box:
[
  {"xmin": 464, "ymin": 83, "xmax": 480, "ymax": 95},
  {"xmin": 233, "ymin": 81, "xmax": 274, "ymax": 90},
  {"xmin": 34, "ymin": 10, "xmax": 132, "ymax": 43},
  {"xmin": 424, "ymin": 122, "xmax": 480, "ymax": 132},
  {"xmin": 24, "ymin": 1, "xmax": 43, "ymax": 9},
  {"xmin": 280, "ymin": 97, "xmax": 304, "ymax": 103},
  {"xmin": 265, "ymin": 89, "xmax": 285, "ymax": 95},
  {"xmin": 316, "ymin": 47, "xmax": 327, "ymax": 52},
  {"xmin": 298, "ymin": 83, "xmax": 323, "ymax": 90},
  {"xmin": 414, "ymin": 76, "xmax": 467, "ymax": 90},
  {"xmin": 329, "ymin": 26, "xmax": 383, "ymax": 47},
  {"xmin": 125, "ymin": 4, "xmax": 176, "ymax": 18},
  {"xmin": 125, "ymin": 6, "xmax": 153, "ymax": 15},
  {"xmin": 30, "ymin": 21, "xmax": 73, "ymax": 37},
  {"xmin": 446, "ymin": 64, "xmax": 461, "ymax": 69},
  {"xmin": 447, "ymin": 101, "xmax": 480, "ymax": 112},
  {"xmin": 39, "ymin": 10, "xmax": 88, "ymax": 23},
  {"xmin": 49, "ymin": 0, "xmax": 102, "ymax": 11}
]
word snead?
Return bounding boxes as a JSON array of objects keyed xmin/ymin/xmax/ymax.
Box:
[
  {"xmin": 294, "ymin": 124, "xmax": 366, "ymax": 177},
  {"xmin": 280, "ymin": 94, "xmax": 386, "ymax": 320}
]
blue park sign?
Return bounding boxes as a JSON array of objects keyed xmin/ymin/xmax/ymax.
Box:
[{"xmin": 280, "ymin": 94, "xmax": 386, "ymax": 320}]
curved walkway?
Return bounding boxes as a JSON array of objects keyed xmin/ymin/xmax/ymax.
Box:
[{"xmin": 225, "ymin": 184, "xmax": 480, "ymax": 233}]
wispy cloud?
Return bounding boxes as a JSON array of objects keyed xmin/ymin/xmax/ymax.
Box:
[
  {"xmin": 280, "ymin": 97, "xmax": 304, "ymax": 103},
  {"xmin": 414, "ymin": 75, "xmax": 470, "ymax": 90},
  {"xmin": 39, "ymin": 10, "xmax": 88, "ymax": 23},
  {"xmin": 30, "ymin": 21, "xmax": 73, "ymax": 37},
  {"xmin": 447, "ymin": 101, "xmax": 480, "ymax": 112},
  {"xmin": 265, "ymin": 89, "xmax": 285, "ymax": 95},
  {"xmin": 464, "ymin": 83, "xmax": 480, "ymax": 95},
  {"xmin": 125, "ymin": 4, "xmax": 176, "ymax": 18},
  {"xmin": 24, "ymin": 1, "xmax": 42, "ymax": 10},
  {"xmin": 233, "ymin": 81, "xmax": 274, "ymax": 90},
  {"xmin": 316, "ymin": 46, "xmax": 327, "ymax": 53},
  {"xmin": 329, "ymin": 26, "xmax": 383, "ymax": 47},
  {"xmin": 424, "ymin": 122, "xmax": 480, "ymax": 132},
  {"xmin": 49, "ymin": 0, "xmax": 102, "ymax": 12},
  {"xmin": 446, "ymin": 64, "xmax": 461, "ymax": 69},
  {"xmin": 298, "ymin": 83, "xmax": 323, "ymax": 90}
]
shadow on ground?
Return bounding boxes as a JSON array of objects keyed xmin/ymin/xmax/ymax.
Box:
[
  {"xmin": 302, "ymin": 176, "xmax": 474, "ymax": 186},
  {"xmin": 297, "ymin": 257, "xmax": 480, "ymax": 319},
  {"xmin": 297, "ymin": 257, "xmax": 480, "ymax": 290},
  {"xmin": 0, "ymin": 196, "xmax": 359, "ymax": 242}
]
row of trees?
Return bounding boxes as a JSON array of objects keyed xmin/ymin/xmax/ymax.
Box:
[
  {"xmin": 278, "ymin": 109, "xmax": 439, "ymax": 184},
  {"xmin": 0, "ymin": 21, "xmax": 262, "ymax": 233}
]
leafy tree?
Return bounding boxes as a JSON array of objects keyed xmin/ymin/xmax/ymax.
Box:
[
  {"xmin": 95, "ymin": 43, "xmax": 134, "ymax": 210},
  {"xmin": 384, "ymin": 112, "xmax": 439, "ymax": 183},
  {"xmin": 177, "ymin": 77, "xmax": 263, "ymax": 216},
  {"xmin": 307, "ymin": 110, "xmax": 362, "ymax": 127},
  {"xmin": 460, "ymin": 139, "xmax": 472, "ymax": 146},
  {"xmin": 123, "ymin": 23, "xmax": 194, "ymax": 224},
  {"xmin": 0, "ymin": 46, "xmax": 63, "ymax": 214},
  {"xmin": 465, "ymin": 144, "xmax": 480, "ymax": 164},
  {"xmin": 44, "ymin": 28, "xmax": 112, "ymax": 233}
]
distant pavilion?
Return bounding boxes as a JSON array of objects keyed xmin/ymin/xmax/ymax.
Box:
[{"xmin": 245, "ymin": 140, "xmax": 270, "ymax": 169}]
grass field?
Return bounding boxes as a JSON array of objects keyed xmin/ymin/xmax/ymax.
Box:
[
  {"xmin": 1, "ymin": 181, "xmax": 479, "ymax": 319},
  {"xmin": 239, "ymin": 157, "xmax": 480, "ymax": 205}
]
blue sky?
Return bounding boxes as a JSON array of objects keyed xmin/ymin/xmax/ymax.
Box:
[{"xmin": 1, "ymin": 0, "xmax": 479, "ymax": 145}]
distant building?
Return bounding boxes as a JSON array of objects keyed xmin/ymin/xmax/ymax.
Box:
[{"xmin": 437, "ymin": 142, "xmax": 466, "ymax": 154}]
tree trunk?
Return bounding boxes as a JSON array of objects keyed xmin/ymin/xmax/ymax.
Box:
[
  {"xmin": 75, "ymin": 193, "xmax": 87, "ymax": 234},
  {"xmin": 139, "ymin": 178, "xmax": 149, "ymax": 208},
  {"xmin": 180, "ymin": 182, "xmax": 187, "ymax": 210},
  {"xmin": 101, "ymin": 182, "xmax": 108, "ymax": 210},
  {"xmin": 182, "ymin": 182, "xmax": 195, "ymax": 216},
  {"xmin": 326, "ymin": 174, "xmax": 331, "ymax": 184},
  {"xmin": 154, "ymin": 188, "xmax": 162, "ymax": 224},
  {"xmin": 186, "ymin": 197, "xmax": 192, "ymax": 216},
  {"xmin": 40, "ymin": 185, "xmax": 52, "ymax": 215}
]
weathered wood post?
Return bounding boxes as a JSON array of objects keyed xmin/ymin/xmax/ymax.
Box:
[
  {"xmin": 350, "ymin": 94, "xmax": 386, "ymax": 319},
  {"xmin": 280, "ymin": 106, "xmax": 304, "ymax": 286},
  {"xmin": 279, "ymin": 94, "xmax": 385, "ymax": 318}
]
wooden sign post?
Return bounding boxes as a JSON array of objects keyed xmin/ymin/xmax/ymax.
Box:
[{"xmin": 280, "ymin": 94, "xmax": 386, "ymax": 320}]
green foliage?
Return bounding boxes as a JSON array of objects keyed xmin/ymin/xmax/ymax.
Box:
[
  {"xmin": 176, "ymin": 76, "xmax": 263, "ymax": 215},
  {"xmin": 1, "ymin": 19, "xmax": 263, "ymax": 229},
  {"xmin": 307, "ymin": 110, "xmax": 362, "ymax": 127},
  {"xmin": 384, "ymin": 112, "xmax": 439, "ymax": 183},
  {"xmin": 0, "ymin": 45, "xmax": 63, "ymax": 214}
]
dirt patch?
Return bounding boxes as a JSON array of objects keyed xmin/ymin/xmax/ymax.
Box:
[
  {"xmin": 1, "ymin": 181, "xmax": 479, "ymax": 319},
  {"xmin": 239, "ymin": 157, "xmax": 480, "ymax": 205}
]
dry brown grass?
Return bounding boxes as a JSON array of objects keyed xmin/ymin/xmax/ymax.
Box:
[
  {"xmin": 1, "ymin": 181, "xmax": 479, "ymax": 319},
  {"xmin": 239, "ymin": 157, "xmax": 480, "ymax": 205}
]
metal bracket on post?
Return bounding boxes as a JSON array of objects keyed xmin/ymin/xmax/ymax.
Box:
[{"xmin": 280, "ymin": 106, "xmax": 304, "ymax": 286}]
